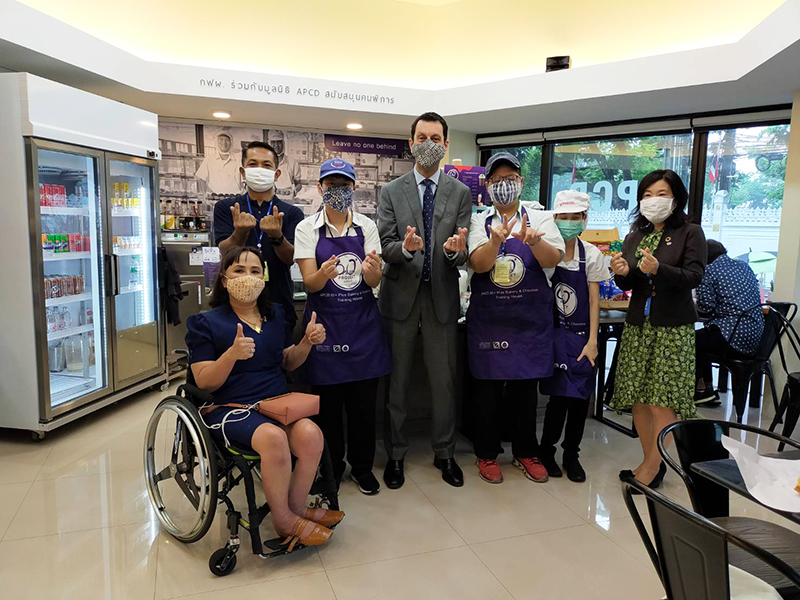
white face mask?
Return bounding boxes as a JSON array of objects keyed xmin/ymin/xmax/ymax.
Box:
[
  {"xmin": 639, "ymin": 196, "xmax": 674, "ymax": 224},
  {"xmin": 243, "ymin": 167, "xmax": 275, "ymax": 192}
]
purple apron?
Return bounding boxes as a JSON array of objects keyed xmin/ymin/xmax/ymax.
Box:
[
  {"xmin": 467, "ymin": 208, "xmax": 554, "ymax": 380},
  {"xmin": 540, "ymin": 241, "xmax": 596, "ymax": 399},
  {"xmin": 302, "ymin": 225, "xmax": 391, "ymax": 385}
]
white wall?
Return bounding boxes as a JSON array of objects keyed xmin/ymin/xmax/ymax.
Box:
[{"xmin": 445, "ymin": 129, "xmax": 478, "ymax": 167}]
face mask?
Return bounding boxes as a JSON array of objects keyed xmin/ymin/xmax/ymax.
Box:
[
  {"xmin": 321, "ymin": 185, "xmax": 354, "ymax": 213},
  {"xmin": 225, "ymin": 275, "xmax": 265, "ymax": 303},
  {"xmin": 487, "ymin": 179, "xmax": 522, "ymax": 206},
  {"xmin": 243, "ymin": 167, "xmax": 275, "ymax": 192},
  {"xmin": 411, "ymin": 139, "xmax": 446, "ymax": 170},
  {"xmin": 556, "ymin": 219, "xmax": 585, "ymax": 241},
  {"xmin": 639, "ymin": 197, "xmax": 674, "ymax": 224}
]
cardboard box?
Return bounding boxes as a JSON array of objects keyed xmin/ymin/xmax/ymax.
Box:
[{"xmin": 580, "ymin": 228, "xmax": 621, "ymax": 255}]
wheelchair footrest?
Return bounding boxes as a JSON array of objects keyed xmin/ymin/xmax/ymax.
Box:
[{"xmin": 262, "ymin": 536, "xmax": 307, "ymax": 557}]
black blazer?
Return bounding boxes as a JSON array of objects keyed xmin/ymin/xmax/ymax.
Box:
[{"xmin": 615, "ymin": 222, "xmax": 707, "ymax": 327}]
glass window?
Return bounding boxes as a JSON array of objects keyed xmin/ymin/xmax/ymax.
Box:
[
  {"xmin": 550, "ymin": 134, "xmax": 694, "ymax": 238},
  {"xmin": 488, "ymin": 145, "xmax": 542, "ymax": 206},
  {"xmin": 701, "ymin": 124, "xmax": 789, "ymax": 296}
]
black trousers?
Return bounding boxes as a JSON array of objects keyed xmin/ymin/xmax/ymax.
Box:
[
  {"xmin": 473, "ymin": 378, "xmax": 539, "ymax": 460},
  {"xmin": 540, "ymin": 396, "xmax": 590, "ymax": 461},
  {"xmin": 311, "ymin": 378, "xmax": 378, "ymax": 480},
  {"xmin": 695, "ymin": 325, "xmax": 749, "ymax": 384}
]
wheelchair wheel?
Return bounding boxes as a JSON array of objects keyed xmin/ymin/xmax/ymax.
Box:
[{"xmin": 143, "ymin": 395, "xmax": 218, "ymax": 543}]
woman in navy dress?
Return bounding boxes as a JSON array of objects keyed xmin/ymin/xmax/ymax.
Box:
[{"xmin": 186, "ymin": 246, "xmax": 341, "ymax": 550}]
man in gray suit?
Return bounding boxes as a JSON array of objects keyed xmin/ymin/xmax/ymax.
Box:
[{"xmin": 377, "ymin": 112, "xmax": 471, "ymax": 489}]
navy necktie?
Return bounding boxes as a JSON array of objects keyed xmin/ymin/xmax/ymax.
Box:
[{"xmin": 422, "ymin": 179, "xmax": 435, "ymax": 281}]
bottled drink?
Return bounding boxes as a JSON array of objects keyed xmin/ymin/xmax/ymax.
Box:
[
  {"xmin": 65, "ymin": 337, "xmax": 83, "ymax": 372},
  {"xmin": 129, "ymin": 256, "xmax": 141, "ymax": 288}
]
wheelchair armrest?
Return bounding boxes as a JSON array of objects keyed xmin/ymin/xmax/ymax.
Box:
[{"xmin": 179, "ymin": 382, "xmax": 215, "ymax": 407}]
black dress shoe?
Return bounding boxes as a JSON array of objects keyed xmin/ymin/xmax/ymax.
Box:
[
  {"xmin": 539, "ymin": 453, "xmax": 563, "ymax": 478},
  {"xmin": 433, "ymin": 457, "xmax": 464, "ymax": 487},
  {"xmin": 383, "ymin": 460, "xmax": 405, "ymax": 490},
  {"xmin": 562, "ymin": 457, "xmax": 586, "ymax": 483}
]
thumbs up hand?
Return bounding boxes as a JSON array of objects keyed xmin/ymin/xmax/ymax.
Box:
[
  {"xmin": 304, "ymin": 311, "xmax": 326, "ymax": 345},
  {"xmin": 229, "ymin": 322, "xmax": 256, "ymax": 361},
  {"xmin": 639, "ymin": 247, "xmax": 659, "ymax": 275}
]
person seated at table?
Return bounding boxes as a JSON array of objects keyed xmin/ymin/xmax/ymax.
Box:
[
  {"xmin": 539, "ymin": 190, "xmax": 608, "ymax": 483},
  {"xmin": 609, "ymin": 170, "xmax": 706, "ymax": 488},
  {"xmin": 467, "ymin": 152, "xmax": 564, "ymax": 485},
  {"xmin": 186, "ymin": 245, "xmax": 343, "ymax": 550},
  {"xmin": 694, "ymin": 240, "xmax": 764, "ymax": 405}
]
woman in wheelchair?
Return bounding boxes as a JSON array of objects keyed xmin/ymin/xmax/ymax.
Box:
[{"xmin": 186, "ymin": 246, "xmax": 343, "ymax": 550}]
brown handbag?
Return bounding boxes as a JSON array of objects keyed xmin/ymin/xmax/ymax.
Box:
[{"xmin": 254, "ymin": 392, "xmax": 320, "ymax": 425}]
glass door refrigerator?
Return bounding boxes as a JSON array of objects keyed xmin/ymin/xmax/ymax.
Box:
[
  {"xmin": 106, "ymin": 155, "xmax": 163, "ymax": 387},
  {"xmin": 32, "ymin": 140, "xmax": 112, "ymax": 418},
  {"xmin": 0, "ymin": 72, "xmax": 164, "ymax": 438}
]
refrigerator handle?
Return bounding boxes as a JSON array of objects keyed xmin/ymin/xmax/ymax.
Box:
[{"xmin": 105, "ymin": 254, "xmax": 121, "ymax": 296}]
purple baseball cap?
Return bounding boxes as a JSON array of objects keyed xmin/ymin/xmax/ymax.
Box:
[{"xmin": 319, "ymin": 158, "xmax": 356, "ymax": 182}]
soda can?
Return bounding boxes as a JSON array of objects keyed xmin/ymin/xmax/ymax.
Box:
[
  {"xmin": 39, "ymin": 183, "xmax": 46, "ymax": 206},
  {"xmin": 63, "ymin": 275, "xmax": 74, "ymax": 296},
  {"xmin": 77, "ymin": 275, "xmax": 85, "ymax": 294},
  {"xmin": 44, "ymin": 278, "xmax": 51, "ymax": 299},
  {"xmin": 62, "ymin": 234, "xmax": 69, "ymax": 252},
  {"xmin": 75, "ymin": 234, "xmax": 83, "ymax": 252},
  {"xmin": 83, "ymin": 235, "xmax": 91, "ymax": 252}
]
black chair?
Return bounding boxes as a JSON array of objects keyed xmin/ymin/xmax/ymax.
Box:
[
  {"xmin": 766, "ymin": 311, "xmax": 800, "ymax": 449},
  {"xmin": 657, "ymin": 419, "xmax": 800, "ymax": 519},
  {"xmin": 707, "ymin": 302, "xmax": 797, "ymax": 423},
  {"xmin": 622, "ymin": 478, "xmax": 800, "ymax": 600}
]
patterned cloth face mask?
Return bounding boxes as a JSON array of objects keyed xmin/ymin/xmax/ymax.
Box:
[
  {"xmin": 322, "ymin": 185, "xmax": 354, "ymax": 213},
  {"xmin": 225, "ymin": 275, "xmax": 265, "ymax": 303},
  {"xmin": 411, "ymin": 139, "xmax": 446, "ymax": 170},
  {"xmin": 488, "ymin": 179, "xmax": 522, "ymax": 206}
]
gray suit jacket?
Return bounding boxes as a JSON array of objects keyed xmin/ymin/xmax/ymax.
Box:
[{"xmin": 377, "ymin": 170, "xmax": 472, "ymax": 324}]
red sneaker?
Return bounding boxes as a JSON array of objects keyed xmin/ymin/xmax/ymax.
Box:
[
  {"xmin": 513, "ymin": 457, "xmax": 549, "ymax": 483},
  {"xmin": 476, "ymin": 459, "xmax": 503, "ymax": 484}
]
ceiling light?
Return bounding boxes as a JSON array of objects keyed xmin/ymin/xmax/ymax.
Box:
[
  {"xmin": 346, "ymin": 123, "xmax": 363, "ymax": 130},
  {"xmin": 140, "ymin": 120, "xmax": 157, "ymax": 128},
  {"xmin": 212, "ymin": 111, "xmax": 231, "ymax": 119}
]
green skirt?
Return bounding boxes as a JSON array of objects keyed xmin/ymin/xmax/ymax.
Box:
[{"xmin": 610, "ymin": 319, "xmax": 697, "ymax": 420}]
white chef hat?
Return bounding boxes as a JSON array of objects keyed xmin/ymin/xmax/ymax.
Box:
[{"xmin": 552, "ymin": 190, "xmax": 590, "ymax": 214}]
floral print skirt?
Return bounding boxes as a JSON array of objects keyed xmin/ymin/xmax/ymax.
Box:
[{"xmin": 610, "ymin": 318, "xmax": 697, "ymax": 420}]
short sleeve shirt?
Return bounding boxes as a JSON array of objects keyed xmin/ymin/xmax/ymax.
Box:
[
  {"xmin": 467, "ymin": 202, "xmax": 565, "ymax": 285},
  {"xmin": 185, "ymin": 303, "xmax": 292, "ymax": 405},
  {"xmin": 294, "ymin": 210, "xmax": 382, "ymax": 261},
  {"xmin": 556, "ymin": 239, "xmax": 611, "ymax": 283},
  {"xmin": 213, "ymin": 193, "xmax": 304, "ymax": 324}
]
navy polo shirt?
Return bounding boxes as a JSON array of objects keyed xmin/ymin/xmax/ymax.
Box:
[
  {"xmin": 213, "ymin": 193, "xmax": 304, "ymax": 325},
  {"xmin": 186, "ymin": 303, "xmax": 292, "ymax": 405}
]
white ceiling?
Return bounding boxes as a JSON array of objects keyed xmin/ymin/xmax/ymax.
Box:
[{"xmin": 0, "ymin": 0, "xmax": 798, "ymax": 137}]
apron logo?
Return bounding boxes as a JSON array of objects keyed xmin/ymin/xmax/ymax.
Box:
[
  {"xmin": 555, "ymin": 362, "xmax": 568, "ymax": 370},
  {"xmin": 490, "ymin": 253, "xmax": 525, "ymax": 289},
  {"xmin": 333, "ymin": 345, "xmax": 341, "ymax": 353},
  {"xmin": 331, "ymin": 252, "xmax": 363, "ymax": 291},
  {"xmin": 342, "ymin": 345, "xmax": 350, "ymax": 352},
  {"xmin": 500, "ymin": 341, "xmax": 509, "ymax": 349},
  {"xmin": 554, "ymin": 282, "xmax": 578, "ymax": 317}
]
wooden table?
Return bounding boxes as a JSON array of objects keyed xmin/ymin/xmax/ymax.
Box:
[{"xmin": 690, "ymin": 450, "xmax": 800, "ymax": 524}]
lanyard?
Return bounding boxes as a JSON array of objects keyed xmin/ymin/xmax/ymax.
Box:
[
  {"xmin": 488, "ymin": 207, "xmax": 529, "ymax": 256},
  {"xmin": 245, "ymin": 193, "xmax": 275, "ymax": 249}
]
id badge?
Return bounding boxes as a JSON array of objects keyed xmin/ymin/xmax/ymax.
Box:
[
  {"xmin": 263, "ymin": 264, "xmax": 270, "ymax": 282},
  {"xmin": 493, "ymin": 260, "xmax": 511, "ymax": 285}
]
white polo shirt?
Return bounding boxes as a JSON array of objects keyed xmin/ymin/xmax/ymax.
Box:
[
  {"xmin": 468, "ymin": 201, "xmax": 565, "ymax": 284},
  {"xmin": 294, "ymin": 209, "xmax": 382, "ymax": 261},
  {"xmin": 195, "ymin": 151, "xmax": 241, "ymax": 195}
]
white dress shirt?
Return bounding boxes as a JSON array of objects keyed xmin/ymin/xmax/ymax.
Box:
[{"xmin": 403, "ymin": 166, "xmax": 454, "ymax": 260}]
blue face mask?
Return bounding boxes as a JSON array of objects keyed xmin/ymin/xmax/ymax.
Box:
[
  {"xmin": 322, "ymin": 185, "xmax": 354, "ymax": 213},
  {"xmin": 556, "ymin": 219, "xmax": 585, "ymax": 241}
]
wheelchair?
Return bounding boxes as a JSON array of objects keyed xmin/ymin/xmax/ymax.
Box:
[{"xmin": 143, "ymin": 366, "xmax": 340, "ymax": 577}]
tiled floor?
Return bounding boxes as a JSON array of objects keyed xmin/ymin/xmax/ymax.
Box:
[{"xmin": 0, "ymin": 382, "xmax": 792, "ymax": 600}]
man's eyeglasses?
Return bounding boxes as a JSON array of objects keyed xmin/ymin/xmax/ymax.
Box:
[{"xmin": 487, "ymin": 174, "xmax": 521, "ymax": 185}]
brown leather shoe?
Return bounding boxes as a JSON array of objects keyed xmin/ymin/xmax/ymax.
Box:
[
  {"xmin": 305, "ymin": 507, "xmax": 345, "ymax": 529},
  {"xmin": 276, "ymin": 517, "xmax": 332, "ymax": 552}
]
